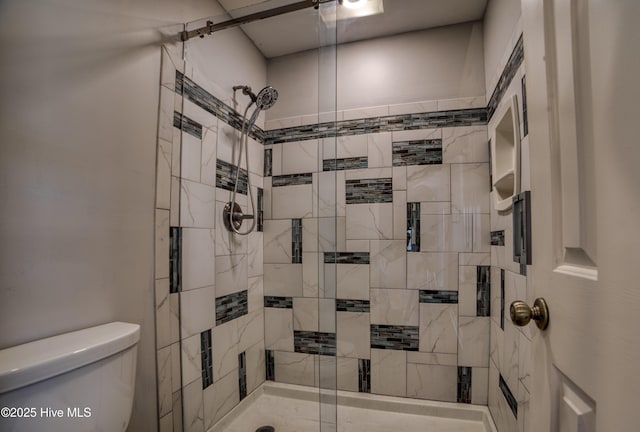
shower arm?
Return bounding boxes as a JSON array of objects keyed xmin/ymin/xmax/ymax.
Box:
[{"xmin": 180, "ymin": 0, "xmax": 334, "ymax": 42}]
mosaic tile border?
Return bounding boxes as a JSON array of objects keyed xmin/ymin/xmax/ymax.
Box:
[
  {"xmin": 173, "ymin": 111, "xmax": 202, "ymax": 139},
  {"xmin": 272, "ymin": 173, "xmax": 313, "ymax": 187},
  {"xmin": 407, "ymin": 203, "xmax": 420, "ymax": 252},
  {"xmin": 169, "ymin": 227, "xmax": 182, "ymax": 293},
  {"xmin": 500, "ymin": 269, "xmax": 505, "ymax": 330},
  {"xmin": 419, "ymin": 290, "xmax": 458, "ymax": 304},
  {"xmin": 358, "ymin": 359, "xmax": 371, "ymax": 393},
  {"xmin": 487, "ymin": 35, "xmax": 524, "ymax": 121},
  {"xmin": 477, "ymin": 266, "xmax": 491, "ymax": 317},
  {"xmin": 292, "ymin": 219, "xmax": 302, "ymax": 264},
  {"xmin": 215, "ymin": 290, "xmax": 248, "ymax": 325},
  {"xmin": 392, "ymin": 139, "xmax": 442, "ymax": 166},
  {"xmin": 294, "ymin": 331, "xmax": 337, "ymax": 356},
  {"xmin": 324, "ymin": 252, "xmax": 370, "ymax": 264},
  {"xmin": 336, "ymin": 299, "xmax": 370, "ymax": 312},
  {"xmin": 491, "ymin": 230, "xmax": 505, "ymax": 246},
  {"xmin": 457, "ymin": 366, "xmax": 472, "ymax": 404},
  {"xmin": 323, "ymin": 157, "xmax": 369, "ymax": 171},
  {"xmin": 264, "ymin": 296, "xmax": 293, "ymax": 309},
  {"xmin": 263, "ymin": 108, "xmax": 488, "ymax": 145},
  {"xmin": 201, "ymin": 330, "xmax": 213, "ymax": 390},
  {"xmin": 499, "ymin": 374, "xmax": 518, "ymax": 418},
  {"xmin": 216, "ymin": 159, "xmax": 248, "ymax": 195},
  {"xmin": 370, "ymin": 324, "xmax": 419, "ymax": 351},
  {"xmin": 238, "ymin": 351, "xmax": 247, "ymax": 400},
  {"xmin": 345, "ymin": 178, "xmax": 393, "ymax": 204},
  {"xmin": 265, "ymin": 350, "xmax": 275, "ymax": 381},
  {"xmin": 264, "ymin": 148, "xmax": 272, "ymax": 177}
]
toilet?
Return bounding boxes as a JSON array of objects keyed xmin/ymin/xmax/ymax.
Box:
[{"xmin": 0, "ymin": 322, "xmax": 140, "ymax": 432}]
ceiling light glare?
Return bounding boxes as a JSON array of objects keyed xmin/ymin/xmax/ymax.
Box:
[{"xmin": 342, "ymin": 0, "xmax": 367, "ymax": 10}]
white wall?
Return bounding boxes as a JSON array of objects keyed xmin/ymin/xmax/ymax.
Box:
[
  {"xmin": 0, "ymin": 1, "xmax": 227, "ymax": 430},
  {"xmin": 267, "ymin": 22, "xmax": 485, "ymax": 120},
  {"xmin": 482, "ymin": 0, "xmax": 521, "ymax": 93}
]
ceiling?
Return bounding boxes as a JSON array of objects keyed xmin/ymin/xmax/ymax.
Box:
[{"xmin": 213, "ymin": 0, "xmax": 488, "ymax": 58}]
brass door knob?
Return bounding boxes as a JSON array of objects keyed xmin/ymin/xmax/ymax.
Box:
[{"xmin": 510, "ymin": 298, "xmax": 549, "ymax": 330}]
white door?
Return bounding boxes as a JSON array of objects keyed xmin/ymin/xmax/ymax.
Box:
[{"xmin": 521, "ymin": 0, "xmax": 640, "ymax": 431}]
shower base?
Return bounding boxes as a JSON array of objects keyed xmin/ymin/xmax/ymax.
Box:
[{"xmin": 210, "ymin": 382, "xmax": 497, "ymax": 432}]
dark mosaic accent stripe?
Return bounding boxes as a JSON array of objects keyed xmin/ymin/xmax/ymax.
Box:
[
  {"xmin": 345, "ymin": 178, "xmax": 392, "ymax": 204},
  {"xmin": 238, "ymin": 351, "xmax": 247, "ymax": 401},
  {"xmin": 173, "ymin": 111, "xmax": 202, "ymax": 139},
  {"xmin": 358, "ymin": 359, "xmax": 371, "ymax": 393},
  {"xmin": 488, "ymin": 139, "xmax": 493, "ymax": 191},
  {"xmin": 257, "ymin": 188, "xmax": 264, "ymax": 232},
  {"xmin": 323, "ymin": 157, "xmax": 368, "ymax": 171},
  {"xmin": 215, "ymin": 290, "xmax": 248, "ymax": 325},
  {"xmin": 477, "ymin": 266, "xmax": 491, "ymax": 317},
  {"xmin": 370, "ymin": 324, "xmax": 419, "ymax": 351},
  {"xmin": 499, "ymin": 374, "xmax": 518, "ymax": 418},
  {"xmin": 513, "ymin": 191, "xmax": 532, "ymax": 274},
  {"xmin": 272, "ymin": 173, "xmax": 313, "ymax": 187},
  {"xmin": 265, "ymin": 350, "xmax": 275, "ymax": 381},
  {"xmin": 216, "ymin": 159, "xmax": 248, "ymax": 195},
  {"xmin": 392, "ymin": 139, "xmax": 442, "ymax": 166},
  {"xmin": 491, "ymin": 230, "xmax": 505, "ymax": 246},
  {"xmin": 263, "ymin": 108, "xmax": 488, "ymax": 145},
  {"xmin": 169, "ymin": 227, "xmax": 182, "ymax": 293},
  {"xmin": 336, "ymin": 299, "xmax": 370, "ymax": 312},
  {"xmin": 407, "ymin": 202, "xmax": 420, "ymax": 252},
  {"xmin": 264, "ymin": 296, "xmax": 293, "ymax": 309},
  {"xmin": 176, "ymin": 71, "xmax": 264, "ymax": 142},
  {"xmin": 487, "ymin": 35, "xmax": 524, "ymax": 121},
  {"xmin": 522, "ymin": 75, "xmax": 529, "ymax": 137},
  {"xmin": 292, "ymin": 219, "xmax": 302, "ymax": 264},
  {"xmin": 294, "ymin": 331, "xmax": 336, "ymax": 356},
  {"xmin": 419, "ymin": 290, "xmax": 458, "ymax": 304},
  {"xmin": 201, "ymin": 330, "xmax": 213, "ymax": 390},
  {"xmin": 457, "ymin": 366, "xmax": 472, "ymax": 404},
  {"xmin": 500, "ymin": 269, "xmax": 505, "ymax": 330},
  {"xmin": 324, "ymin": 252, "xmax": 370, "ymax": 264},
  {"xmin": 264, "ymin": 148, "xmax": 272, "ymax": 177}
]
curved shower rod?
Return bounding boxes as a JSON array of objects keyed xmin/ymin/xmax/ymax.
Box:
[{"xmin": 180, "ymin": 0, "xmax": 335, "ymax": 42}]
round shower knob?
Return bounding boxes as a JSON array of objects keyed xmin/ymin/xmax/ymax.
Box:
[{"xmin": 510, "ymin": 298, "xmax": 550, "ymax": 330}]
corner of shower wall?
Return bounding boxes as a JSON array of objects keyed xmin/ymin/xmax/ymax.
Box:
[{"xmin": 154, "ymin": 37, "xmax": 267, "ymax": 432}]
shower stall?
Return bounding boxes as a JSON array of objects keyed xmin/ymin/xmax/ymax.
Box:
[{"xmin": 154, "ymin": 1, "xmax": 506, "ymax": 431}]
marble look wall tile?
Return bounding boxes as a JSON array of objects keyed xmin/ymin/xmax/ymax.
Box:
[
  {"xmin": 172, "ymin": 389, "xmax": 183, "ymax": 432},
  {"xmin": 181, "ymin": 333, "xmax": 202, "ymax": 388},
  {"xmin": 156, "ymin": 279, "xmax": 173, "ymax": 349},
  {"xmin": 420, "ymin": 201, "xmax": 452, "ymax": 215},
  {"xmin": 181, "ymin": 132, "xmax": 202, "ymax": 183},
  {"xmin": 159, "ymin": 413, "xmax": 173, "ymax": 432},
  {"xmin": 502, "ymin": 320, "xmax": 520, "ymax": 392},
  {"xmin": 337, "ymin": 357, "xmax": 359, "ymax": 392},
  {"xmin": 337, "ymin": 134, "xmax": 368, "ymax": 158},
  {"xmin": 406, "ymin": 364, "xmax": 457, "ymax": 403},
  {"xmin": 518, "ymin": 332, "xmax": 531, "ymax": 392},
  {"xmin": 180, "ymin": 180, "xmax": 215, "ymax": 229},
  {"xmin": 406, "ymin": 351, "xmax": 457, "ymax": 366},
  {"xmin": 302, "ymin": 252, "xmax": 319, "ymax": 298},
  {"xmin": 293, "ymin": 297, "xmax": 319, "ymax": 332},
  {"xmin": 420, "ymin": 213, "xmax": 473, "ymax": 252},
  {"xmin": 182, "ymin": 228, "xmax": 215, "ymax": 291},
  {"xmin": 171, "ymin": 342, "xmax": 181, "ymax": 393},
  {"xmin": 450, "ymin": 163, "xmax": 490, "ymax": 213},
  {"xmin": 472, "ymin": 367, "xmax": 489, "ymax": 405},
  {"xmin": 318, "ymin": 217, "xmax": 347, "ymax": 252},
  {"xmin": 442, "ymin": 126, "xmax": 489, "ymax": 164},
  {"xmin": 489, "ymin": 361, "xmax": 517, "ymax": 432},
  {"xmin": 370, "ymin": 240, "xmax": 407, "ymax": 289},
  {"xmin": 438, "ymin": 96, "xmax": 486, "ymax": 111},
  {"xmin": 419, "ymin": 303, "xmax": 458, "ymax": 354},
  {"xmin": 245, "ymin": 342, "xmax": 266, "ymax": 394},
  {"xmin": 247, "ymin": 231, "xmax": 263, "ymax": 277},
  {"xmin": 274, "ymin": 351, "xmax": 316, "ymax": 386},
  {"xmin": 265, "ymin": 307, "xmax": 294, "ymax": 351},
  {"xmin": 180, "ymin": 286, "xmax": 215, "ymax": 338},
  {"xmin": 264, "ymin": 263, "xmax": 303, "ymax": 297},
  {"xmin": 203, "ymin": 368, "xmax": 239, "ymax": 429},
  {"xmin": 272, "ymin": 184, "xmax": 313, "ymax": 219},
  {"xmin": 345, "ymin": 203, "xmax": 393, "ymax": 239},
  {"xmin": 200, "ymin": 126, "xmax": 217, "ymax": 187},
  {"xmin": 406, "ymin": 165, "xmax": 451, "ymax": 202},
  {"xmin": 460, "ymin": 252, "xmax": 491, "ymax": 266},
  {"xmin": 407, "ymin": 252, "xmax": 458, "ymax": 291},
  {"xmin": 474, "ymin": 214, "xmax": 490, "ymax": 253},
  {"xmin": 171, "ymin": 176, "xmax": 180, "ymax": 226},
  {"xmin": 316, "ymin": 171, "xmax": 339, "ymax": 218},
  {"xmin": 156, "ymin": 210, "xmax": 170, "ymax": 279},
  {"xmin": 371, "ymin": 349, "xmax": 406, "ymax": 397},
  {"xmin": 388, "ymin": 100, "xmax": 438, "ymax": 116},
  {"xmin": 212, "ymin": 319, "xmax": 239, "ymax": 382},
  {"xmin": 336, "ymin": 312, "xmax": 370, "ymax": 359},
  {"xmin": 458, "ymin": 316, "xmax": 490, "ymax": 367},
  {"xmin": 263, "ymin": 219, "xmax": 292, "ymax": 264},
  {"xmin": 237, "ymin": 309, "xmax": 263, "ymax": 353},
  {"xmin": 370, "ymin": 289, "xmax": 419, "ymax": 326},
  {"xmin": 215, "ymin": 254, "xmax": 248, "ymax": 298},
  {"xmin": 182, "ymin": 378, "xmax": 204, "ymax": 432},
  {"xmin": 282, "ymin": 140, "xmax": 318, "ymax": 175},
  {"xmin": 335, "ymin": 264, "xmax": 370, "ymax": 300},
  {"xmin": 458, "ymin": 266, "xmax": 478, "ymax": 317},
  {"xmin": 157, "ymin": 138, "xmax": 172, "ymax": 210},
  {"xmin": 343, "ymin": 105, "xmax": 389, "ymax": 121},
  {"xmin": 367, "ymin": 132, "xmax": 392, "ymax": 168},
  {"xmin": 393, "ymin": 191, "xmax": 407, "ymax": 240},
  {"xmin": 392, "ymin": 129, "xmax": 442, "ymax": 143},
  {"xmin": 157, "ymin": 346, "xmax": 172, "ymax": 417}
]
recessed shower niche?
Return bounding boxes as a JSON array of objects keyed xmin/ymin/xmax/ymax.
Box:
[{"xmin": 491, "ymin": 94, "xmax": 521, "ymax": 211}]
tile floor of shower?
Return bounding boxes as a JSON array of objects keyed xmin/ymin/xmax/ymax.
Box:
[{"xmin": 211, "ymin": 382, "xmax": 497, "ymax": 432}]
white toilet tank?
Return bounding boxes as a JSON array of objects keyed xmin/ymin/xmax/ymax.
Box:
[{"xmin": 0, "ymin": 322, "xmax": 140, "ymax": 432}]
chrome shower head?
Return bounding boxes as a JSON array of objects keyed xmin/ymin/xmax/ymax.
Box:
[{"xmin": 255, "ymin": 86, "xmax": 278, "ymax": 110}]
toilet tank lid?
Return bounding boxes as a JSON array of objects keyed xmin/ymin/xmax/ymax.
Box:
[{"xmin": 0, "ymin": 322, "xmax": 140, "ymax": 394}]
